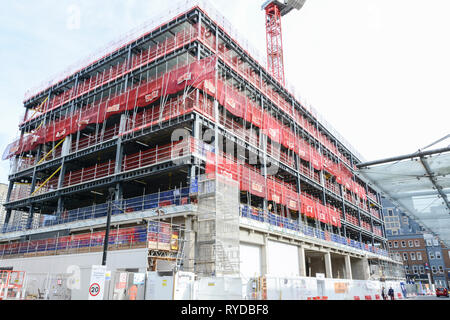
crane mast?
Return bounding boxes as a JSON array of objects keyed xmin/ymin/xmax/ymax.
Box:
[{"xmin": 262, "ymin": 0, "xmax": 306, "ymax": 86}]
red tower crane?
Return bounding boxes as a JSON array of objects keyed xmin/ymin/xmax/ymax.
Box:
[{"xmin": 262, "ymin": 0, "xmax": 307, "ymax": 86}]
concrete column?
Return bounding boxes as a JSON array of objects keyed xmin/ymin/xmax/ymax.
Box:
[
  {"xmin": 2, "ymin": 209, "xmax": 12, "ymax": 232},
  {"xmin": 298, "ymin": 246, "xmax": 306, "ymax": 277},
  {"xmin": 345, "ymin": 255, "xmax": 352, "ymax": 280},
  {"xmin": 362, "ymin": 257, "xmax": 370, "ymax": 280},
  {"xmin": 26, "ymin": 207, "xmax": 34, "ymax": 230},
  {"xmin": 325, "ymin": 252, "xmax": 333, "ymax": 278},
  {"xmin": 261, "ymin": 236, "xmax": 269, "ymax": 275},
  {"xmin": 61, "ymin": 135, "xmax": 72, "ymax": 156}
]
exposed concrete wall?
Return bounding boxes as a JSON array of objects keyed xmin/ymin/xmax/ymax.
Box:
[
  {"xmin": 329, "ymin": 255, "xmax": 348, "ymax": 279},
  {"xmin": 308, "ymin": 255, "xmax": 325, "ymax": 277},
  {"xmin": 351, "ymin": 257, "xmax": 370, "ymax": 280}
]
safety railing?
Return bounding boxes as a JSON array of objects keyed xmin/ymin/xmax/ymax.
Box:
[
  {"xmin": 122, "ymin": 140, "xmax": 190, "ymax": 172},
  {"xmin": 72, "ymin": 124, "xmax": 119, "ymax": 153},
  {"xmin": 324, "ymin": 179, "xmax": 341, "ymax": 196},
  {"xmin": 344, "ymin": 191, "xmax": 360, "ymax": 207},
  {"xmin": 198, "ymin": 27, "xmax": 352, "ymax": 164},
  {"xmin": 240, "ymin": 204, "xmax": 388, "ymax": 257},
  {"xmin": 65, "ymin": 160, "xmax": 116, "ymax": 188},
  {"xmin": 298, "ymin": 163, "xmax": 321, "ymax": 184},
  {"xmin": 345, "ymin": 213, "xmax": 360, "ymax": 227},
  {"xmin": 2, "ymin": 187, "xmax": 191, "ymax": 234},
  {"xmin": 9, "ymin": 183, "xmax": 32, "ymax": 202},
  {"xmin": 369, "ymin": 207, "xmax": 381, "ymax": 219},
  {"xmin": 122, "ymin": 94, "xmax": 196, "ymax": 136},
  {"xmin": 368, "ymin": 191, "xmax": 378, "ymax": 203},
  {"xmin": 22, "ymin": 24, "xmax": 199, "ymax": 125},
  {"xmin": 0, "ymin": 226, "xmax": 149, "ymax": 259},
  {"xmin": 357, "ymin": 199, "xmax": 367, "ymax": 211},
  {"xmin": 218, "ymin": 114, "xmax": 260, "ymax": 147},
  {"xmin": 373, "ymin": 226, "xmax": 383, "ymax": 237},
  {"xmin": 266, "ymin": 142, "xmax": 295, "ymax": 169},
  {"xmin": 361, "ymin": 220, "xmax": 372, "ymax": 232}
]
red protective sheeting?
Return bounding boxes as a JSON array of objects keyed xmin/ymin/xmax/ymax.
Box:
[
  {"xmin": 300, "ymin": 195, "xmax": 316, "ymax": 218},
  {"xmin": 217, "ymin": 81, "xmax": 246, "ymax": 119},
  {"xmin": 316, "ymin": 203, "xmax": 329, "ymax": 224},
  {"xmin": 251, "ymin": 103, "xmax": 263, "ymax": 128},
  {"xmin": 3, "ymin": 56, "xmax": 217, "ymax": 160},
  {"xmin": 241, "ymin": 166, "xmax": 266, "ymax": 198},
  {"xmin": 297, "ymin": 138, "xmax": 310, "ymax": 162},
  {"xmin": 263, "ymin": 111, "xmax": 281, "ymax": 144},
  {"xmin": 205, "ymin": 152, "xmax": 240, "ymax": 181},
  {"xmin": 328, "ymin": 207, "xmax": 341, "ymax": 227},
  {"xmin": 282, "ymin": 186, "xmax": 299, "ymax": 211},
  {"xmin": 282, "ymin": 126, "xmax": 296, "ymax": 151},
  {"xmin": 267, "ymin": 179, "xmax": 282, "ymax": 204},
  {"xmin": 310, "ymin": 147, "xmax": 323, "ymax": 171}
]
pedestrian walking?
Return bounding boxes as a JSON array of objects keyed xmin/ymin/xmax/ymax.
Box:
[
  {"xmin": 388, "ymin": 287, "xmax": 394, "ymax": 300},
  {"xmin": 381, "ymin": 287, "xmax": 386, "ymax": 300}
]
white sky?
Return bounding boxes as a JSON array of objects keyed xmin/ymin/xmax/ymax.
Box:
[{"xmin": 0, "ymin": 0, "xmax": 449, "ymax": 185}]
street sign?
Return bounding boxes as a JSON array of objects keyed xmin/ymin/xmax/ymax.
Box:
[{"xmin": 88, "ymin": 265, "xmax": 106, "ymax": 300}]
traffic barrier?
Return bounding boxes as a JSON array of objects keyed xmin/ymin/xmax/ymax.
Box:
[
  {"xmin": 364, "ymin": 295, "xmax": 372, "ymax": 300},
  {"xmin": 354, "ymin": 296, "xmax": 360, "ymax": 300}
]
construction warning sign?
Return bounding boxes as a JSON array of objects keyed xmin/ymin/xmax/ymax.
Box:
[{"xmin": 88, "ymin": 265, "xmax": 106, "ymax": 300}]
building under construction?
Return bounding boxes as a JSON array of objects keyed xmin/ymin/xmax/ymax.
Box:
[{"xmin": 0, "ymin": 0, "xmax": 406, "ymax": 300}]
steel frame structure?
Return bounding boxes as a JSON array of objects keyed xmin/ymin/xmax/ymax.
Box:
[{"xmin": 2, "ymin": 6, "xmax": 389, "ymax": 264}]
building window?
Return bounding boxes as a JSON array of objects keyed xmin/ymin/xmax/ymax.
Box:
[
  {"xmin": 431, "ymin": 266, "xmax": 437, "ymax": 274},
  {"xmin": 388, "ymin": 242, "xmax": 392, "ymax": 248},
  {"xmin": 392, "ymin": 230, "xmax": 398, "ymax": 235},
  {"xmin": 426, "ymin": 240, "xmax": 432, "ymax": 246},
  {"xmin": 408, "ymin": 240, "xmax": 414, "ymax": 247},
  {"xmin": 433, "ymin": 239, "xmax": 439, "ymax": 246},
  {"xmin": 404, "ymin": 266, "xmax": 409, "ymax": 274},
  {"xmin": 436, "ymin": 252, "xmax": 441, "ymax": 259},
  {"xmin": 417, "ymin": 252, "xmax": 422, "ymax": 260},
  {"xmin": 429, "ymin": 252, "xmax": 434, "ymax": 259},
  {"xmin": 387, "ymin": 209, "xmax": 393, "ymax": 216},
  {"xmin": 419, "ymin": 266, "xmax": 425, "ymax": 274},
  {"xmin": 414, "ymin": 240, "xmax": 420, "ymax": 247},
  {"xmin": 413, "ymin": 265, "xmax": 418, "ymax": 274},
  {"xmin": 394, "ymin": 241, "xmax": 398, "ymax": 248},
  {"xmin": 403, "ymin": 253, "xmax": 408, "ymax": 261},
  {"xmin": 401, "ymin": 241, "xmax": 406, "ymax": 247},
  {"xmin": 438, "ymin": 266, "xmax": 444, "ymax": 273},
  {"xmin": 410, "ymin": 252, "xmax": 416, "ymax": 260}
]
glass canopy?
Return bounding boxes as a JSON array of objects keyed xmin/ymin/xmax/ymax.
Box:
[{"xmin": 357, "ymin": 147, "xmax": 450, "ymax": 247}]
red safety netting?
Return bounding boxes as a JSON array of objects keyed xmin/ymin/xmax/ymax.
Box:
[
  {"xmin": 262, "ymin": 111, "xmax": 282, "ymax": 144},
  {"xmin": 4, "ymin": 56, "xmax": 216, "ymax": 160},
  {"xmin": 23, "ymin": 24, "xmax": 200, "ymax": 121},
  {"xmin": 282, "ymin": 185, "xmax": 299, "ymax": 211},
  {"xmin": 240, "ymin": 165, "xmax": 266, "ymax": 199},
  {"xmin": 267, "ymin": 178, "xmax": 283, "ymax": 204},
  {"xmin": 300, "ymin": 194, "xmax": 317, "ymax": 219},
  {"xmin": 296, "ymin": 138, "xmax": 311, "ymax": 163}
]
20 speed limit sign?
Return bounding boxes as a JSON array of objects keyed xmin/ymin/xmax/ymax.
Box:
[{"xmin": 89, "ymin": 283, "xmax": 101, "ymax": 297}]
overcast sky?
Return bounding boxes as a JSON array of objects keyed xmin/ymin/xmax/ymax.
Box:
[{"xmin": 0, "ymin": 0, "xmax": 449, "ymax": 185}]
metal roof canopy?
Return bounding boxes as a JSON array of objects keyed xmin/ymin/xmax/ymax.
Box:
[{"xmin": 356, "ymin": 138, "xmax": 450, "ymax": 247}]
